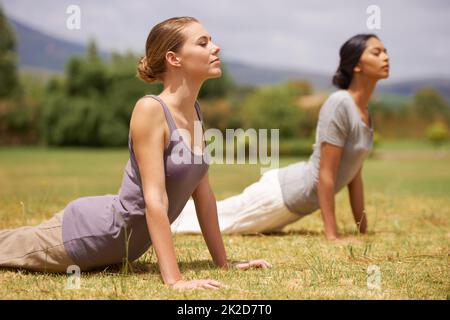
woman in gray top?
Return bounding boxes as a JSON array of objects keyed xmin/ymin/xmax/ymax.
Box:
[
  {"xmin": 172, "ymin": 34, "xmax": 390, "ymax": 243},
  {"xmin": 0, "ymin": 17, "xmax": 269, "ymax": 289}
]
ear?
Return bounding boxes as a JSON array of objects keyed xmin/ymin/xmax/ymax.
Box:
[
  {"xmin": 166, "ymin": 51, "xmax": 181, "ymax": 68},
  {"xmin": 353, "ymin": 64, "xmax": 362, "ymax": 73}
]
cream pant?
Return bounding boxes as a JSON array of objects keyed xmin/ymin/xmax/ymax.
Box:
[{"xmin": 171, "ymin": 169, "xmax": 301, "ymax": 234}]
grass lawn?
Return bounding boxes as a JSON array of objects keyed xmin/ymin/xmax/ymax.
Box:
[{"xmin": 0, "ymin": 142, "xmax": 449, "ymax": 299}]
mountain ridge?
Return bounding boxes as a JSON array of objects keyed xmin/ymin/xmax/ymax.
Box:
[{"xmin": 7, "ymin": 16, "xmax": 450, "ymax": 99}]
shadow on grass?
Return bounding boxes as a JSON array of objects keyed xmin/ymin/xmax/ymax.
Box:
[
  {"xmin": 237, "ymin": 229, "xmax": 380, "ymax": 240},
  {"xmin": 0, "ymin": 259, "xmax": 217, "ymax": 276},
  {"xmin": 180, "ymin": 228, "xmax": 380, "ymax": 238},
  {"xmin": 111, "ymin": 259, "xmax": 217, "ymax": 275},
  {"xmin": 237, "ymin": 229, "xmax": 323, "ymax": 237}
]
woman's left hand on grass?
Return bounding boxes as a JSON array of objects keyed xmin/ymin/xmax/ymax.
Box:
[{"xmin": 232, "ymin": 259, "xmax": 272, "ymax": 270}]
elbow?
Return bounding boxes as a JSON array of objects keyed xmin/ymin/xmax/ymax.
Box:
[
  {"xmin": 318, "ymin": 172, "xmax": 336, "ymax": 190},
  {"xmin": 144, "ymin": 193, "xmax": 168, "ymax": 218}
]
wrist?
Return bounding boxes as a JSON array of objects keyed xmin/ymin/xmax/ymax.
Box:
[
  {"xmin": 324, "ymin": 226, "xmax": 338, "ymax": 240},
  {"xmin": 325, "ymin": 231, "xmax": 339, "ymax": 240},
  {"xmin": 222, "ymin": 260, "xmax": 244, "ymax": 269},
  {"xmin": 214, "ymin": 256, "xmax": 229, "ymax": 269},
  {"xmin": 221, "ymin": 260, "xmax": 234, "ymax": 270},
  {"xmin": 164, "ymin": 276, "xmax": 183, "ymax": 287},
  {"xmin": 357, "ymin": 212, "xmax": 368, "ymax": 233}
]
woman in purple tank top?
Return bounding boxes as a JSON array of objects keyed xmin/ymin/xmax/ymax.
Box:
[{"xmin": 0, "ymin": 17, "xmax": 270, "ymax": 290}]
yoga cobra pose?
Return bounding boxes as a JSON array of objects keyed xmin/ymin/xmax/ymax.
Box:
[
  {"xmin": 0, "ymin": 17, "xmax": 270, "ymax": 290},
  {"xmin": 172, "ymin": 34, "xmax": 390, "ymax": 242}
]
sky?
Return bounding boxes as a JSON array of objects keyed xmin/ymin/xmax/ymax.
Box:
[{"xmin": 2, "ymin": 0, "xmax": 450, "ymax": 82}]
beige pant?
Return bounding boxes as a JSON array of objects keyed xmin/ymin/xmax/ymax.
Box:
[{"xmin": 0, "ymin": 210, "xmax": 75, "ymax": 273}]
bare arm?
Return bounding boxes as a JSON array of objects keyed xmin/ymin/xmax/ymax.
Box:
[
  {"xmin": 317, "ymin": 142, "xmax": 343, "ymax": 240},
  {"xmin": 192, "ymin": 174, "xmax": 228, "ymax": 268},
  {"xmin": 130, "ymin": 97, "xmax": 181, "ymax": 285},
  {"xmin": 347, "ymin": 168, "xmax": 368, "ymax": 234}
]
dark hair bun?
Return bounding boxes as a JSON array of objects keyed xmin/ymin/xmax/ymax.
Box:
[{"xmin": 332, "ymin": 69, "xmax": 351, "ymax": 89}]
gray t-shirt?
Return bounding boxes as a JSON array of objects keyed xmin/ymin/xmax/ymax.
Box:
[{"xmin": 278, "ymin": 90, "xmax": 374, "ymax": 215}]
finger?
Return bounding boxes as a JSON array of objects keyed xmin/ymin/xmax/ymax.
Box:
[
  {"xmin": 256, "ymin": 259, "xmax": 270, "ymax": 266},
  {"xmin": 203, "ymin": 280, "xmax": 221, "ymax": 288},
  {"xmin": 248, "ymin": 261, "xmax": 261, "ymax": 268},
  {"xmin": 207, "ymin": 280, "xmax": 223, "ymax": 287},
  {"xmin": 255, "ymin": 259, "xmax": 271, "ymax": 267},
  {"xmin": 255, "ymin": 263, "xmax": 268, "ymax": 269},
  {"xmin": 235, "ymin": 262, "xmax": 250, "ymax": 269},
  {"xmin": 202, "ymin": 283, "xmax": 220, "ymax": 290},
  {"xmin": 256, "ymin": 259, "xmax": 270, "ymax": 267},
  {"xmin": 249, "ymin": 260, "xmax": 267, "ymax": 268}
]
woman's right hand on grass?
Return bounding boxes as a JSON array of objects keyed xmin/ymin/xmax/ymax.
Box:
[{"xmin": 170, "ymin": 279, "xmax": 223, "ymax": 290}]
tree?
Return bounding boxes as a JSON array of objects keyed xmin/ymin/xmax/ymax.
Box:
[
  {"xmin": 0, "ymin": 5, "xmax": 20, "ymax": 98},
  {"xmin": 240, "ymin": 84, "xmax": 304, "ymax": 138},
  {"xmin": 42, "ymin": 50, "xmax": 157, "ymax": 146},
  {"xmin": 65, "ymin": 39, "xmax": 109, "ymax": 96},
  {"xmin": 414, "ymin": 87, "xmax": 450, "ymax": 122}
]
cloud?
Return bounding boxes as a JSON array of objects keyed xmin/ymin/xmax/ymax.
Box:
[{"xmin": 2, "ymin": 0, "xmax": 450, "ymax": 81}]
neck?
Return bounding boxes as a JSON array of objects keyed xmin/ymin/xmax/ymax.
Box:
[
  {"xmin": 160, "ymin": 72, "xmax": 203, "ymax": 113},
  {"xmin": 347, "ymin": 76, "xmax": 378, "ymax": 110}
]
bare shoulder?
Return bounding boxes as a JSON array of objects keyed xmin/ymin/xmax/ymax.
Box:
[
  {"xmin": 131, "ymin": 96, "xmax": 165, "ymax": 125},
  {"xmin": 130, "ymin": 96, "xmax": 166, "ymax": 136}
]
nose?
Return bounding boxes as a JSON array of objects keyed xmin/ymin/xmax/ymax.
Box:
[{"xmin": 212, "ymin": 42, "xmax": 220, "ymax": 55}]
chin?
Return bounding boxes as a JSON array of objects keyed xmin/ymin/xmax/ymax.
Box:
[
  {"xmin": 208, "ymin": 69, "xmax": 223, "ymax": 79},
  {"xmin": 376, "ymin": 71, "xmax": 389, "ymax": 80}
]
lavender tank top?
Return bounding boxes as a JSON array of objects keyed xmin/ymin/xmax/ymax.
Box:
[{"xmin": 62, "ymin": 95, "xmax": 209, "ymax": 270}]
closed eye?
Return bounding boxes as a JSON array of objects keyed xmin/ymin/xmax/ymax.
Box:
[
  {"xmin": 371, "ymin": 47, "xmax": 387, "ymax": 56},
  {"xmin": 197, "ymin": 35, "xmax": 212, "ymax": 47}
]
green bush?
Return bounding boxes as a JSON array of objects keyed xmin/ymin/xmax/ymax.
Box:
[
  {"xmin": 278, "ymin": 138, "xmax": 314, "ymax": 157},
  {"xmin": 426, "ymin": 121, "xmax": 449, "ymax": 147},
  {"xmin": 41, "ymin": 48, "xmax": 158, "ymax": 147},
  {"xmin": 373, "ymin": 131, "xmax": 381, "ymax": 148},
  {"xmin": 41, "ymin": 93, "xmax": 99, "ymax": 146},
  {"xmin": 240, "ymin": 85, "xmax": 305, "ymax": 139}
]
